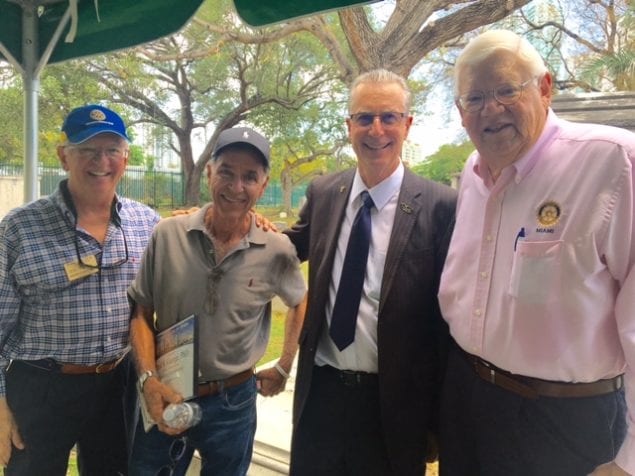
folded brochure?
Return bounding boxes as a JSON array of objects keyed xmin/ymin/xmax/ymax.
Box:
[{"xmin": 139, "ymin": 314, "xmax": 198, "ymax": 431}]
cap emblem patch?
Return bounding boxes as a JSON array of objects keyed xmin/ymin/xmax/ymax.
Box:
[{"xmin": 89, "ymin": 109, "xmax": 107, "ymax": 121}]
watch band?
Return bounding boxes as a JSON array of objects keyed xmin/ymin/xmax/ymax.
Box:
[{"xmin": 138, "ymin": 369, "xmax": 155, "ymax": 390}]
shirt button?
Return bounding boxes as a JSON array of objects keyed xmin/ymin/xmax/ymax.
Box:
[
  {"xmin": 474, "ymin": 309, "xmax": 482, "ymax": 316},
  {"xmin": 480, "ymin": 271, "xmax": 488, "ymax": 279},
  {"xmin": 486, "ymin": 235, "xmax": 493, "ymax": 242}
]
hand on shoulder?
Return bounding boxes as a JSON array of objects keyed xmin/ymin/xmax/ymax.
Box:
[{"xmin": 170, "ymin": 207, "xmax": 200, "ymax": 217}]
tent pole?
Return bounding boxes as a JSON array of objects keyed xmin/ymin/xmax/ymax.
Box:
[{"xmin": 22, "ymin": 4, "xmax": 39, "ymax": 204}]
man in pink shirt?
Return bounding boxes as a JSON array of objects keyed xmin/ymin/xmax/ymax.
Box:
[{"xmin": 438, "ymin": 29, "xmax": 635, "ymax": 476}]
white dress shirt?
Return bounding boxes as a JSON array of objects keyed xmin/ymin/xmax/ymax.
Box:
[{"xmin": 315, "ymin": 162, "xmax": 404, "ymax": 373}]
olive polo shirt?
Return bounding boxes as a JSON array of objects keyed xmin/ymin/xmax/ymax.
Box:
[{"xmin": 128, "ymin": 204, "xmax": 306, "ymax": 381}]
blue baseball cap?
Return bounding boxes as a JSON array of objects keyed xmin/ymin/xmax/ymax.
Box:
[{"xmin": 61, "ymin": 104, "xmax": 130, "ymax": 144}]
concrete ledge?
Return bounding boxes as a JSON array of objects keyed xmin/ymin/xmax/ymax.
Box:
[{"xmin": 248, "ymin": 440, "xmax": 289, "ymax": 475}]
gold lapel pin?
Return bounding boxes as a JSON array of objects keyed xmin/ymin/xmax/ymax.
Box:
[
  {"xmin": 400, "ymin": 203, "xmax": 413, "ymax": 214},
  {"xmin": 339, "ymin": 186, "xmax": 347, "ymax": 193}
]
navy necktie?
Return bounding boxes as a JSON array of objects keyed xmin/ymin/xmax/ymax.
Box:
[{"xmin": 329, "ymin": 190, "xmax": 374, "ymax": 351}]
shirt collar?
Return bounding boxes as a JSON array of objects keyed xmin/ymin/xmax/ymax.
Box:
[
  {"xmin": 186, "ymin": 203, "xmax": 264, "ymax": 245},
  {"xmin": 351, "ymin": 161, "xmax": 404, "ymax": 210},
  {"xmin": 53, "ymin": 179, "xmax": 122, "ymax": 226}
]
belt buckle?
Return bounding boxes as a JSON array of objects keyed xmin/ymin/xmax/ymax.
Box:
[
  {"xmin": 615, "ymin": 374, "xmax": 624, "ymax": 391},
  {"xmin": 340, "ymin": 370, "xmax": 363, "ymax": 387},
  {"xmin": 474, "ymin": 358, "xmax": 497, "ymax": 385},
  {"xmin": 95, "ymin": 362, "xmax": 109, "ymax": 374}
]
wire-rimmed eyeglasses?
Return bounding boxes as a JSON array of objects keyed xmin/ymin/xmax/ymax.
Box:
[
  {"xmin": 349, "ymin": 111, "xmax": 407, "ymax": 128},
  {"xmin": 156, "ymin": 437, "xmax": 188, "ymax": 476},
  {"xmin": 456, "ymin": 77, "xmax": 538, "ymax": 112},
  {"xmin": 66, "ymin": 146, "xmax": 129, "ymax": 161},
  {"xmin": 75, "ymin": 225, "xmax": 129, "ymax": 270}
]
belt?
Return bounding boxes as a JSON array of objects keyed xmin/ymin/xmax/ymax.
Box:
[
  {"xmin": 461, "ymin": 349, "xmax": 624, "ymax": 399},
  {"xmin": 198, "ymin": 368, "xmax": 254, "ymax": 397},
  {"xmin": 16, "ymin": 355, "xmax": 126, "ymax": 375},
  {"xmin": 316, "ymin": 365, "xmax": 378, "ymax": 387}
]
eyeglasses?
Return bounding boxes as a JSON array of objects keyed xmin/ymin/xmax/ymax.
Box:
[
  {"xmin": 457, "ymin": 77, "xmax": 537, "ymax": 112},
  {"xmin": 75, "ymin": 225, "xmax": 129, "ymax": 270},
  {"xmin": 156, "ymin": 437, "xmax": 188, "ymax": 476},
  {"xmin": 67, "ymin": 146, "xmax": 128, "ymax": 161},
  {"xmin": 349, "ymin": 112, "xmax": 407, "ymax": 128}
]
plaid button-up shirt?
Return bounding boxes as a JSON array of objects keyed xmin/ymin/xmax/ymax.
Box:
[{"xmin": 0, "ymin": 182, "xmax": 159, "ymax": 395}]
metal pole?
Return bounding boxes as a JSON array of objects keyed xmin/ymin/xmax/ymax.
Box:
[{"xmin": 22, "ymin": 4, "xmax": 39, "ymax": 203}]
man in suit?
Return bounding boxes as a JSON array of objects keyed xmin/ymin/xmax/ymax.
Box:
[{"xmin": 285, "ymin": 69, "xmax": 457, "ymax": 475}]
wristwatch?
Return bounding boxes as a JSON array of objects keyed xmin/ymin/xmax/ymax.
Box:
[{"xmin": 138, "ymin": 370, "xmax": 155, "ymax": 390}]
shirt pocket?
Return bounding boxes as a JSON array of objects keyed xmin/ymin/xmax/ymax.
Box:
[{"xmin": 508, "ymin": 240, "xmax": 563, "ymax": 304}]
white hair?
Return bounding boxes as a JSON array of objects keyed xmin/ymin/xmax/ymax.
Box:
[{"xmin": 454, "ymin": 29, "xmax": 548, "ymax": 96}]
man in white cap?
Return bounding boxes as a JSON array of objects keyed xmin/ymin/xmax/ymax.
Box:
[
  {"xmin": 0, "ymin": 104, "xmax": 160, "ymax": 475},
  {"xmin": 128, "ymin": 126, "xmax": 307, "ymax": 475}
]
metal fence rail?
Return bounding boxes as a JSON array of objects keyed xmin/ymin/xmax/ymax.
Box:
[{"xmin": 0, "ymin": 163, "xmax": 307, "ymax": 210}]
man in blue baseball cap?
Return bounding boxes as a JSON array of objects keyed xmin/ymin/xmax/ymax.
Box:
[{"xmin": 0, "ymin": 104, "xmax": 160, "ymax": 475}]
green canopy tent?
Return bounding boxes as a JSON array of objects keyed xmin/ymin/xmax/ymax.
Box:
[{"xmin": 0, "ymin": 0, "xmax": 376, "ymax": 203}]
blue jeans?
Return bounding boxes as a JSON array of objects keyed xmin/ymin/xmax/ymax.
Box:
[{"xmin": 129, "ymin": 377, "xmax": 257, "ymax": 476}]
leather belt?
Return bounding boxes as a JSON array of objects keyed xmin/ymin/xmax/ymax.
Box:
[
  {"xmin": 462, "ymin": 350, "xmax": 624, "ymax": 399},
  {"xmin": 198, "ymin": 368, "xmax": 254, "ymax": 397},
  {"xmin": 317, "ymin": 365, "xmax": 378, "ymax": 387},
  {"xmin": 16, "ymin": 355, "xmax": 125, "ymax": 375}
]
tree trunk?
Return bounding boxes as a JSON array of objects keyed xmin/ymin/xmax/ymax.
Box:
[
  {"xmin": 338, "ymin": 0, "xmax": 532, "ymax": 78},
  {"xmin": 281, "ymin": 166, "xmax": 294, "ymax": 216}
]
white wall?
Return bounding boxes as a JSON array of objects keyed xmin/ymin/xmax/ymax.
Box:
[{"xmin": 0, "ymin": 176, "xmax": 25, "ymax": 219}]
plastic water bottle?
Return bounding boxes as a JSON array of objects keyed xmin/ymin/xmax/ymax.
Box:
[{"xmin": 162, "ymin": 402, "xmax": 202, "ymax": 429}]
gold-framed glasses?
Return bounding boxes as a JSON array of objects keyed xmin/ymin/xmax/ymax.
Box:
[
  {"xmin": 457, "ymin": 77, "xmax": 537, "ymax": 112},
  {"xmin": 349, "ymin": 112, "xmax": 407, "ymax": 128}
]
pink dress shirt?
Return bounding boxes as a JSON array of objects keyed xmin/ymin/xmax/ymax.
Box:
[{"xmin": 439, "ymin": 109, "xmax": 635, "ymax": 472}]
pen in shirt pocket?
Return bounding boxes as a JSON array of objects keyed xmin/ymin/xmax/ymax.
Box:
[{"xmin": 514, "ymin": 227, "xmax": 526, "ymax": 251}]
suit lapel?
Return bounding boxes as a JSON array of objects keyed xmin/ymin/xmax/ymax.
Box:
[
  {"xmin": 324, "ymin": 172, "xmax": 353, "ymax": 253},
  {"xmin": 379, "ymin": 170, "xmax": 420, "ymax": 313},
  {"xmin": 311, "ymin": 170, "xmax": 355, "ymax": 311}
]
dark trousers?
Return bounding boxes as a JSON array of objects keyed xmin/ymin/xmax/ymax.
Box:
[
  {"xmin": 290, "ymin": 365, "xmax": 391, "ymax": 476},
  {"xmin": 439, "ymin": 345, "xmax": 627, "ymax": 476},
  {"xmin": 5, "ymin": 358, "xmax": 133, "ymax": 476}
]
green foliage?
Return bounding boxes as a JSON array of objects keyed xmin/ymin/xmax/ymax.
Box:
[
  {"xmin": 128, "ymin": 144, "xmax": 157, "ymax": 169},
  {"xmin": 411, "ymin": 141, "xmax": 474, "ymax": 185},
  {"xmin": 580, "ymin": 50, "xmax": 635, "ymax": 91},
  {"xmin": 0, "ymin": 83, "xmax": 23, "ymax": 164}
]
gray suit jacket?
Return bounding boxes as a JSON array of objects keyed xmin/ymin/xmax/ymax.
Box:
[{"xmin": 285, "ymin": 167, "xmax": 457, "ymax": 475}]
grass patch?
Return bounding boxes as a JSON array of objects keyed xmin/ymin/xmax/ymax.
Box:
[
  {"xmin": 1, "ymin": 454, "xmax": 79, "ymax": 475},
  {"xmin": 258, "ymin": 309, "xmax": 287, "ymax": 366}
]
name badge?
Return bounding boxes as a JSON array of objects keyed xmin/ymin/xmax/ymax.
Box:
[{"xmin": 64, "ymin": 255, "xmax": 99, "ymax": 282}]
